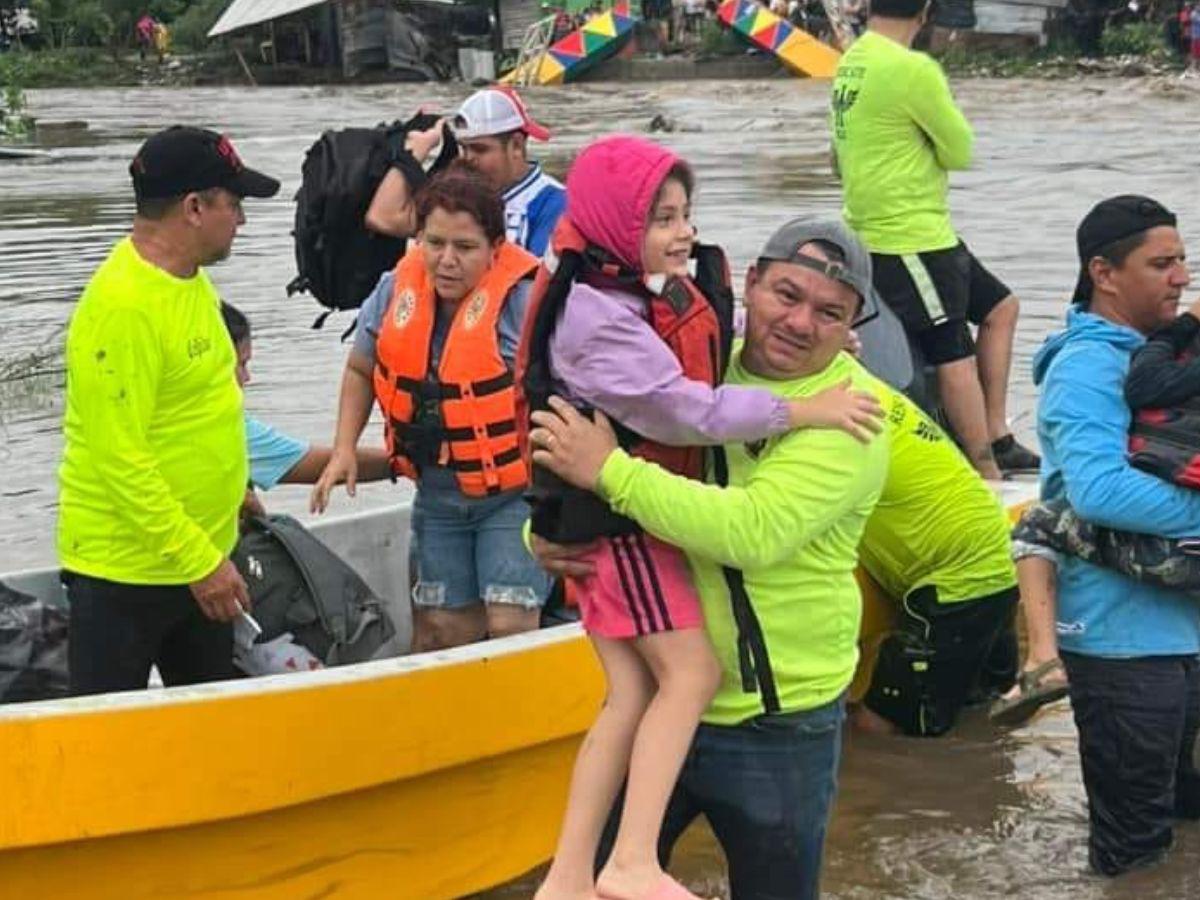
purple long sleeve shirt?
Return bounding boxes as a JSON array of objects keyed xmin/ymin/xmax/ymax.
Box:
[{"xmin": 548, "ymin": 282, "xmax": 791, "ymax": 446}]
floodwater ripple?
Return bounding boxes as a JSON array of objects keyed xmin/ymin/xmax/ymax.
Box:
[{"xmin": 3, "ymin": 76, "xmax": 1200, "ymax": 899}]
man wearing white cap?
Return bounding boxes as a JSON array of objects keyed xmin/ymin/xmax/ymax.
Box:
[{"xmin": 453, "ymin": 86, "xmax": 565, "ymax": 256}]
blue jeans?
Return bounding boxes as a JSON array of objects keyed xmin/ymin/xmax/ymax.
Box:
[{"xmin": 599, "ymin": 695, "xmax": 845, "ymax": 900}]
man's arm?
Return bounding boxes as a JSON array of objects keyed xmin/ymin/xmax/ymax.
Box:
[
  {"xmin": 906, "ymin": 57, "xmax": 974, "ymax": 171},
  {"xmin": 597, "ymin": 426, "xmax": 883, "ymax": 570},
  {"xmin": 72, "ymin": 306, "xmax": 224, "ymax": 580},
  {"xmin": 1043, "ymin": 340, "xmax": 1200, "ymax": 538},
  {"xmin": 282, "ymin": 446, "xmax": 391, "ymax": 484},
  {"xmin": 364, "ymin": 168, "xmax": 417, "ymax": 238},
  {"xmin": 363, "ymin": 120, "xmax": 445, "ymax": 238},
  {"xmin": 1125, "ymin": 311, "xmax": 1200, "ymax": 410}
]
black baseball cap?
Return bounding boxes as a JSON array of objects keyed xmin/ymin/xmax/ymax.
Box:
[
  {"xmin": 130, "ymin": 126, "xmax": 280, "ymax": 201},
  {"xmin": 1072, "ymin": 194, "xmax": 1177, "ymax": 306}
]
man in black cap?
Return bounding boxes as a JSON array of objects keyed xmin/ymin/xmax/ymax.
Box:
[
  {"xmin": 1030, "ymin": 194, "xmax": 1200, "ymax": 875},
  {"xmin": 58, "ymin": 126, "xmax": 280, "ymax": 695}
]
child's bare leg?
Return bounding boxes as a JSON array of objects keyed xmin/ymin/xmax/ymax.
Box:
[
  {"xmin": 1016, "ymin": 553, "xmax": 1062, "ymax": 673},
  {"xmin": 596, "ymin": 629, "xmax": 721, "ymax": 900},
  {"xmin": 536, "ymin": 636, "xmax": 656, "ymax": 900}
]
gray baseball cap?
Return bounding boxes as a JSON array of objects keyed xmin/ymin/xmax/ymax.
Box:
[{"xmin": 757, "ymin": 217, "xmax": 873, "ymax": 302}]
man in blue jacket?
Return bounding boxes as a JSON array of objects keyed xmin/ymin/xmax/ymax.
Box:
[{"xmin": 1034, "ymin": 194, "xmax": 1200, "ymax": 876}]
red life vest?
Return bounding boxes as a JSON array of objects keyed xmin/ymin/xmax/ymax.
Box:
[
  {"xmin": 373, "ymin": 241, "xmax": 538, "ymax": 497},
  {"xmin": 1128, "ymin": 406, "xmax": 1200, "ymax": 489},
  {"xmin": 515, "ymin": 216, "xmax": 734, "ymax": 542},
  {"xmin": 1127, "ymin": 327, "xmax": 1200, "ymax": 489}
]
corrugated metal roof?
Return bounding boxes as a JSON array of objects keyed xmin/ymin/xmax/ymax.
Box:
[{"xmin": 207, "ymin": 0, "xmax": 329, "ymax": 38}]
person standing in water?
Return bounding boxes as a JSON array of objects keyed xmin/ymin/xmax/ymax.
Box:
[{"xmin": 830, "ymin": 0, "xmax": 1040, "ymax": 479}]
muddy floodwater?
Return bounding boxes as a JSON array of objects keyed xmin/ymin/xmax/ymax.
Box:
[{"xmin": 3, "ymin": 76, "xmax": 1200, "ymax": 898}]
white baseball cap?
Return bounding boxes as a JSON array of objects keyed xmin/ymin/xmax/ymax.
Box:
[{"xmin": 453, "ymin": 87, "xmax": 551, "ymax": 142}]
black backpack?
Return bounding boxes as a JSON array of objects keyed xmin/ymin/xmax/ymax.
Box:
[
  {"xmin": 232, "ymin": 515, "xmax": 397, "ymax": 666},
  {"xmin": 286, "ymin": 113, "xmax": 458, "ymax": 321},
  {"xmin": 0, "ymin": 580, "xmax": 68, "ymax": 703}
]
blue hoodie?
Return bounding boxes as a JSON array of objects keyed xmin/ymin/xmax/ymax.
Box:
[{"xmin": 1034, "ymin": 307, "xmax": 1200, "ymax": 657}]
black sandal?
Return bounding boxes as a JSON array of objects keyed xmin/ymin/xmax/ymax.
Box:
[{"xmin": 989, "ymin": 657, "xmax": 1069, "ymax": 727}]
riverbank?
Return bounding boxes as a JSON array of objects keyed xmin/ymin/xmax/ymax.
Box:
[
  {"xmin": 938, "ymin": 47, "xmax": 1187, "ymax": 78},
  {"xmin": 1, "ymin": 39, "xmax": 1191, "ymax": 91}
]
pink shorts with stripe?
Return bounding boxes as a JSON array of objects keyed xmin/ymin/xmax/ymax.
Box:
[{"xmin": 571, "ymin": 533, "xmax": 704, "ymax": 640}]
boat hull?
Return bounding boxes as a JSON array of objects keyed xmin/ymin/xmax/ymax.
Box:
[
  {"xmin": 1, "ymin": 481, "xmax": 1036, "ymax": 897},
  {"xmin": 0, "ymin": 627, "xmax": 605, "ymax": 898}
]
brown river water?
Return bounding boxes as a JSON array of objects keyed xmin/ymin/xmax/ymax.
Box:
[{"xmin": 3, "ymin": 76, "xmax": 1200, "ymax": 898}]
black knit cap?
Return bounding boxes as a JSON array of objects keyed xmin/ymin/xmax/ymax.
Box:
[
  {"xmin": 130, "ymin": 126, "xmax": 280, "ymax": 201},
  {"xmin": 1072, "ymin": 195, "xmax": 1176, "ymax": 306}
]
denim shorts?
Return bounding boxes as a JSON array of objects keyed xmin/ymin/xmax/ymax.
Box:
[{"xmin": 411, "ymin": 471, "xmax": 552, "ymax": 610}]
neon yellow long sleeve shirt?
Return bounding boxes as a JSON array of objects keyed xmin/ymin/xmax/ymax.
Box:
[
  {"xmin": 831, "ymin": 30, "xmax": 974, "ymax": 254},
  {"xmin": 57, "ymin": 238, "xmax": 247, "ymax": 585},
  {"xmin": 859, "ymin": 378, "xmax": 1016, "ymax": 605},
  {"xmin": 597, "ymin": 348, "xmax": 889, "ymax": 725}
]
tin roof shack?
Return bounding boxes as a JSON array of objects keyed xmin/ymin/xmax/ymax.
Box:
[
  {"xmin": 208, "ymin": 0, "xmax": 493, "ymax": 80},
  {"xmin": 929, "ymin": 0, "xmax": 1072, "ymax": 50}
]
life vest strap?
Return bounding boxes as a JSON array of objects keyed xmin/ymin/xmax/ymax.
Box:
[
  {"xmin": 377, "ymin": 365, "xmax": 514, "ymax": 401},
  {"xmin": 711, "ymin": 445, "xmax": 781, "ymax": 715},
  {"xmin": 446, "ymin": 446, "xmax": 523, "ymax": 472},
  {"xmin": 393, "ymin": 419, "xmax": 517, "ymax": 442}
]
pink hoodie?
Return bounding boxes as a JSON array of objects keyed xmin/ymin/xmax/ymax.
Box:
[
  {"xmin": 547, "ymin": 136, "xmax": 791, "ymax": 448},
  {"xmin": 565, "ymin": 135, "xmax": 684, "ymax": 272}
]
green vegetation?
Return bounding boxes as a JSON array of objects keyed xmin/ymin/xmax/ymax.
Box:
[
  {"xmin": 696, "ymin": 19, "xmax": 744, "ymax": 57},
  {"xmin": 935, "ymin": 26, "xmax": 1184, "ymax": 78},
  {"xmin": 1099, "ymin": 21, "xmax": 1172, "ymax": 60},
  {"xmin": 0, "ymin": 46, "xmax": 143, "ymax": 87},
  {"xmin": 169, "ymin": 0, "xmax": 224, "ymax": 51},
  {"xmin": 2, "ymin": 72, "xmax": 34, "ymax": 138}
]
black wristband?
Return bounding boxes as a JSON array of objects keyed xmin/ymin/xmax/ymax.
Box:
[{"xmin": 391, "ymin": 147, "xmax": 428, "ymax": 195}]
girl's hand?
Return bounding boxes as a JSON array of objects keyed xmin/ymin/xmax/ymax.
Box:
[
  {"xmin": 786, "ymin": 379, "xmax": 884, "ymax": 443},
  {"xmin": 309, "ymin": 446, "xmax": 359, "ymax": 514},
  {"xmin": 844, "ymin": 329, "xmax": 863, "ymax": 357}
]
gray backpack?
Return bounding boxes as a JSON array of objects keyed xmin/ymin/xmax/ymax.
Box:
[{"xmin": 232, "ymin": 515, "xmax": 396, "ymax": 666}]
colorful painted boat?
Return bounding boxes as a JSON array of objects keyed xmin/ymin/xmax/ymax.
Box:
[
  {"xmin": 502, "ymin": 2, "xmax": 638, "ymax": 86},
  {"xmin": 0, "ymin": 479, "xmax": 1037, "ymax": 898},
  {"xmin": 716, "ymin": 0, "xmax": 842, "ymax": 77}
]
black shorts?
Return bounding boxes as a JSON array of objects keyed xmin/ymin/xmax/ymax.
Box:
[
  {"xmin": 871, "ymin": 241, "xmax": 1012, "ymax": 366},
  {"xmin": 864, "ymin": 584, "xmax": 1018, "ymax": 737}
]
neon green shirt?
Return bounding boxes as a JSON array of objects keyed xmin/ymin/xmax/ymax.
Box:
[
  {"xmin": 860, "ymin": 379, "xmax": 1016, "ymax": 604},
  {"xmin": 57, "ymin": 238, "xmax": 247, "ymax": 585},
  {"xmin": 598, "ymin": 347, "xmax": 889, "ymax": 726},
  {"xmin": 831, "ymin": 30, "xmax": 973, "ymax": 254}
]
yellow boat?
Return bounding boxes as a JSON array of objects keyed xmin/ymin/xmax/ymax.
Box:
[{"xmin": 0, "ymin": 481, "xmax": 1037, "ymax": 899}]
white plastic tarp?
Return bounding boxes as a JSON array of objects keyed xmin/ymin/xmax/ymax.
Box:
[{"xmin": 207, "ymin": 0, "xmax": 329, "ymax": 38}]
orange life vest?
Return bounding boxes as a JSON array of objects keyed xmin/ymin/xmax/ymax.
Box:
[
  {"xmin": 373, "ymin": 241, "xmax": 538, "ymax": 497},
  {"xmin": 516, "ymin": 216, "xmax": 734, "ymax": 542}
]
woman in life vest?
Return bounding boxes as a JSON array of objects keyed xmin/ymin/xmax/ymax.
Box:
[
  {"xmin": 527, "ymin": 136, "xmax": 882, "ymax": 900},
  {"xmin": 311, "ymin": 163, "xmax": 552, "ymax": 652}
]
